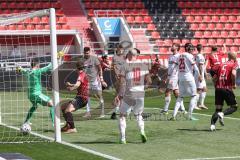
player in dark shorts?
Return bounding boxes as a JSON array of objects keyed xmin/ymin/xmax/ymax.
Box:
[
  {"xmin": 210, "ymin": 52, "xmax": 238, "ymax": 131},
  {"xmin": 61, "ymin": 60, "xmax": 89, "ymax": 133}
]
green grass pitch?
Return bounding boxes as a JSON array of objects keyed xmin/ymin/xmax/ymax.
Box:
[{"xmin": 1, "ymin": 83, "xmax": 240, "ymax": 160}]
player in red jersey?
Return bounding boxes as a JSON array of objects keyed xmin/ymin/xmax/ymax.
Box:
[
  {"xmin": 210, "ymin": 52, "xmax": 238, "ymax": 131},
  {"xmin": 206, "ymin": 45, "xmax": 226, "ymax": 77},
  {"xmin": 61, "ymin": 60, "xmax": 89, "ymax": 133},
  {"xmin": 100, "ymin": 54, "xmax": 111, "ymax": 71}
]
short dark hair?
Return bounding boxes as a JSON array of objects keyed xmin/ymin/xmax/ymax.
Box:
[
  {"xmin": 76, "ymin": 59, "xmax": 84, "ymax": 70},
  {"xmin": 196, "ymin": 44, "xmax": 202, "ymax": 52},
  {"xmin": 84, "ymin": 47, "xmax": 90, "ymax": 53},
  {"xmin": 31, "ymin": 59, "xmax": 40, "ymax": 68},
  {"xmin": 185, "ymin": 43, "xmax": 194, "ymax": 52},
  {"xmin": 211, "ymin": 46, "xmax": 218, "ymax": 52}
]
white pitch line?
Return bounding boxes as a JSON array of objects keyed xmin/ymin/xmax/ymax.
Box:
[
  {"xmin": 177, "ymin": 155, "xmax": 240, "ymax": 160},
  {"xmin": 0, "ymin": 123, "xmax": 121, "ymax": 160},
  {"xmin": 144, "ymin": 108, "xmax": 240, "ymax": 121}
]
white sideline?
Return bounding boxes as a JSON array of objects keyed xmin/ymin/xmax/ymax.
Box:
[
  {"xmin": 0, "ymin": 123, "xmax": 121, "ymax": 160},
  {"xmin": 145, "ymin": 108, "xmax": 240, "ymax": 121},
  {"xmin": 177, "ymin": 156, "xmax": 240, "ymax": 160}
]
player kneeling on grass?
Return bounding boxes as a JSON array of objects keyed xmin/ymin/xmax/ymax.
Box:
[
  {"xmin": 210, "ymin": 52, "xmax": 238, "ymax": 131},
  {"xmin": 17, "ymin": 59, "xmax": 54, "ymax": 126},
  {"xmin": 61, "ymin": 60, "xmax": 89, "ymax": 133},
  {"xmin": 115, "ymin": 48, "xmax": 152, "ymax": 144}
]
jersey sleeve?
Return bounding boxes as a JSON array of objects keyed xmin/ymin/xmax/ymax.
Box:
[
  {"xmin": 94, "ymin": 56, "xmax": 101, "ymax": 66},
  {"xmin": 188, "ymin": 54, "xmax": 195, "ymax": 65},
  {"xmin": 39, "ymin": 63, "xmax": 52, "ymax": 73}
]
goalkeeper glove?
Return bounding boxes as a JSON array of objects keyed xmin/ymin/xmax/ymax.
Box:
[
  {"xmin": 16, "ymin": 66, "xmax": 21, "ymax": 73},
  {"xmin": 57, "ymin": 51, "xmax": 64, "ymax": 59}
]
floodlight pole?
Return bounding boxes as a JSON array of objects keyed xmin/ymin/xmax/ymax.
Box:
[{"xmin": 50, "ymin": 8, "xmax": 61, "ymax": 142}]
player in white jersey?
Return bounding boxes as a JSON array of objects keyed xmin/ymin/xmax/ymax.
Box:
[
  {"xmin": 171, "ymin": 43, "xmax": 201, "ymax": 120},
  {"xmin": 115, "ymin": 48, "xmax": 151, "ymax": 144},
  {"xmin": 195, "ymin": 44, "xmax": 208, "ymax": 110},
  {"xmin": 110, "ymin": 44, "xmax": 126, "ymax": 119},
  {"xmin": 82, "ymin": 47, "xmax": 107, "ymax": 118},
  {"xmin": 161, "ymin": 43, "xmax": 186, "ymax": 115}
]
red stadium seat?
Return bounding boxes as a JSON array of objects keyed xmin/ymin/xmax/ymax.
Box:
[
  {"xmin": 164, "ymin": 39, "xmax": 173, "ymax": 47},
  {"xmin": 34, "ymin": 2, "xmax": 43, "ymax": 9},
  {"xmin": 220, "ymin": 16, "xmax": 228, "ymax": 22},
  {"xmin": 203, "ymin": 31, "xmax": 212, "ymax": 37},
  {"xmin": 182, "ymin": 9, "xmax": 190, "ymax": 15},
  {"xmin": 0, "ymin": 26, "xmax": 5, "ymax": 30},
  {"xmin": 203, "ymin": 15, "xmax": 211, "ymax": 22},
  {"xmin": 35, "ymin": 25, "xmax": 44, "ymax": 30},
  {"xmin": 221, "ymin": 31, "xmax": 229, "ymax": 37},
  {"xmin": 173, "ymin": 39, "xmax": 181, "ymax": 44},
  {"xmin": 225, "ymin": 23, "xmax": 233, "ymax": 30},
  {"xmin": 117, "ymin": 2, "xmax": 125, "ymax": 9},
  {"xmin": 190, "ymin": 23, "xmax": 198, "ymax": 30},
  {"xmin": 178, "ymin": 1, "xmax": 184, "ymax": 8},
  {"xmin": 225, "ymin": 39, "xmax": 233, "ymax": 45},
  {"xmin": 44, "ymin": 25, "xmax": 50, "ymax": 30},
  {"xmin": 61, "ymin": 25, "xmax": 70, "ymax": 30},
  {"xmin": 229, "ymin": 31, "xmax": 237, "ymax": 37},
  {"xmin": 52, "ymin": 2, "xmax": 62, "ymax": 9},
  {"xmin": 216, "ymin": 23, "xmax": 224, "ymax": 30},
  {"xmin": 0, "ymin": 2, "xmax": 7, "ymax": 8},
  {"xmin": 134, "ymin": 16, "xmax": 143, "ymax": 24},
  {"xmin": 17, "ymin": 25, "xmax": 25, "ymax": 30},
  {"xmin": 195, "ymin": 31, "xmax": 203, "ymax": 38},
  {"xmin": 147, "ymin": 24, "xmax": 156, "ymax": 31},
  {"xmin": 127, "ymin": 2, "xmax": 135, "ymax": 9},
  {"xmin": 234, "ymin": 39, "xmax": 240, "ymax": 45},
  {"xmin": 143, "ymin": 16, "xmax": 152, "ymax": 23},
  {"xmin": 224, "ymin": 9, "xmax": 232, "ymax": 15},
  {"xmin": 8, "ymin": 2, "xmax": 16, "ymax": 9},
  {"xmin": 191, "ymin": 39, "xmax": 199, "ymax": 46},
  {"xmin": 58, "ymin": 16, "xmax": 67, "ymax": 24},
  {"xmin": 211, "ymin": 16, "xmax": 219, "ymax": 22},
  {"xmin": 199, "ymin": 39, "xmax": 207, "ymax": 46},
  {"xmin": 108, "ymin": 2, "xmax": 117, "ymax": 9},
  {"xmin": 126, "ymin": 16, "xmax": 134, "ymax": 24},
  {"xmin": 204, "ymin": 47, "xmax": 212, "ymax": 54},
  {"xmin": 208, "ymin": 39, "xmax": 216, "ymax": 46},
  {"xmin": 26, "ymin": 25, "xmax": 35, "ymax": 30},
  {"xmin": 212, "ymin": 31, "xmax": 220, "ymax": 38},
  {"xmin": 32, "ymin": 17, "xmax": 41, "ymax": 24},
  {"xmin": 181, "ymin": 39, "xmax": 190, "ymax": 45},
  {"xmin": 228, "ymin": 2, "xmax": 235, "ymax": 8},
  {"xmin": 199, "ymin": 23, "xmax": 207, "ymax": 30},
  {"xmin": 233, "ymin": 23, "xmax": 240, "ymax": 30},
  {"xmin": 208, "ymin": 23, "xmax": 215, "ymax": 30},
  {"xmin": 151, "ymin": 31, "xmax": 160, "ymax": 39},
  {"xmin": 186, "ymin": 16, "xmax": 194, "ymax": 22},
  {"xmin": 194, "ymin": 16, "xmax": 202, "ymax": 22},
  {"xmin": 229, "ymin": 16, "xmax": 237, "ymax": 22},
  {"xmin": 159, "ymin": 47, "xmax": 168, "ymax": 54},
  {"xmin": 135, "ymin": 2, "xmax": 144, "ymax": 9},
  {"xmin": 210, "ymin": 2, "xmax": 218, "ymax": 8},
  {"xmin": 232, "ymin": 9, "xmax": 240, "ymax": 15},
  {"xmin": 216, "ymin": 39, "xmax": 225, "ymax": 45},
  {"xmin": 8, "ymin": 25, "xmax": 17, "ymax": 30}
]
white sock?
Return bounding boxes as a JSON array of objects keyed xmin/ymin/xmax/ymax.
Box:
[
  {"xmin": 163, "ymin": 96, "xmax": 171, "ymax": 111},
  {"xmin": 200, "ymin": 92, "xmax": 206, "ymax": 106},
  {"xmin": 86, "ymin": 98, "xmax": 91, "ymax": 112},
  {"xmin": 136, "ymin": 114, "xmax": 145, "ymax": 135},
  {"xmin": 119, "ymin": 116, "xmax": 126, "ymax": 141},
  {"xmin": 195, "ymin": 93, "xmax": 200, "ymax": 108},
  {"xmin": 180, "ymin": 100, "xmax": 185, "ymax": 111},
  {"xmin": 100, "ymin": 98, "xmax": 104, "ymax": 115},
  {"xmin": 189, "ymin": 96, "xmax": 197, "ymax": 119},
  {"xmin": 173, "ymin": 97, "xmax": 183, "ymax": 118}
]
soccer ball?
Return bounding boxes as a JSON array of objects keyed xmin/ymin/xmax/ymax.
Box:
[{"xmin": 20, "ymin": 123, "xmax": 31, "ymax": 134}]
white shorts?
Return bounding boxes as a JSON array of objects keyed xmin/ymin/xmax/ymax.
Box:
[
  {"xmin": 196, "ymin": 79, "xmax": 206, "ymax": 89},
  {"xmin": 167, "ymin": 79, "xmax": 178, "ymax": 90},
  {"xmin": 89, "ymin": 78, "xmax": 102, "ymax": 95},
  {"xmin": 179, "ymin": 80, "xmax": 197, "ymax": 97},
  {"xmin": 120, "ymin": 97, "xmax": 144, "ymax": 115}
]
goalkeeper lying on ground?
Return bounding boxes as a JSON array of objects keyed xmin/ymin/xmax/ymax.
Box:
[{"xmin": 17, "ymin": 59, "xmax": 54, "ymax": 126}]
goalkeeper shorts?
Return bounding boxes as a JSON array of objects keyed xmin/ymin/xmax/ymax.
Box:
[{"xmin": 29, "ymin": 93, "xmax": 51, "ymax": 106}]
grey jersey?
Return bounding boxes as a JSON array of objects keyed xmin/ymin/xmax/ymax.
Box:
[
  {"xmin": 112, "ymin": 54, "xmax": 126, "ymax": 76},
  {"xmin": 83, "ymin": 55, "xmax": 100, "ymax": 82}
]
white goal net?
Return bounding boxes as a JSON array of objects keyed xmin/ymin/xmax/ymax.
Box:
[{"xmin": 0, "ymin": 9, "xmax": 60, "ymax": 143}]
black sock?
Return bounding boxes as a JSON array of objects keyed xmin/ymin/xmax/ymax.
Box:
[
  {"xmin": 224, "ymin": 107, "xmax": 237, "ymax": 116},
  {"xmin": 62, "ymin": 109, "xmax": 67, "ymax": 122},
  {"xmin": 65, "ymin": 112, "xmax": 75, "ymax": 129},
  {"xmin": 211, "ymin": 112, "xmax": 219, "ymax": 125}
]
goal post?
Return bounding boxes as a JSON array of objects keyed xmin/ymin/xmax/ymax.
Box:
[{"xmin": 0, "ymin": 8, "xmax": 62, "ymax": 143}]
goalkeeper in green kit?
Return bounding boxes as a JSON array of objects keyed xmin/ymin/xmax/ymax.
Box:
[{"xmin": 17, "ymin": 59, "xmax": 54, "ymax": 126}]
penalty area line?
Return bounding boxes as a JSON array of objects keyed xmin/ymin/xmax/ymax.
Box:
[
  {"xmin": 0, "ymin": 123, "xmax": 121, "ymax": 160},
  {"xmin": 177, "ymin": 155, "xmax": 240, "ymax": 160},
  {"xmin": 144, "ymin": 108, "xmax": 240, "ymax": 121}
]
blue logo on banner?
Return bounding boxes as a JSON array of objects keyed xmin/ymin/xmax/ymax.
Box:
[{"xmin": 97, "ymin": 18, "xmax": 121, "ymax": 36}]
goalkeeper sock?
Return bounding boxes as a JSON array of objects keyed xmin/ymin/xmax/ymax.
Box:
[
  {"xmin": 224, "ymin": 106, "xmax": 237, "ymax": 115},
  {"xmin": 136, "ymin": 114, "xmax": 145, "ymax": 135},
  {"xmin": 50, "ymin": 106, "xmax": 55, "ymax": 126},
  {"xmin": 119, "ymin": 116, "xmax": 126, "ymax": 141},
  {"xmin": 65, "ymin": 112, "xmax": 75, "ymax": 129},
  {"xmin": 24, "ymin": 104, "xmax": 37, "ymax": 123}
]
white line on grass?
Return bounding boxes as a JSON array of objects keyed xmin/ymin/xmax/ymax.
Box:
[
  {"xmin": 0, "ymin": 123, "xmax": 121, "ymax": 160},
  {"xmin": 144, "ymin": 108, "xmax": 240, "ymax": 121},
  {"xmin": 177, "ymin": 155, "xmax": 240, "ymax": 160}
]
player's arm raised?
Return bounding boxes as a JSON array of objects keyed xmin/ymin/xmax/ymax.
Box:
[
  {"xmin": 66, "ymin": 81, "xmax": 81, "ymax": 91},
  {"xmin": 39, "ymin": 63, "xmax": 52, "ymax": 73}
]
